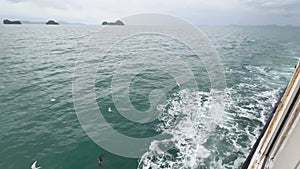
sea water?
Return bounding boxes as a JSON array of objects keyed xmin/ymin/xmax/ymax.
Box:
[{"xmin": 0, "ymin": 24, "xmax": 299, "ymax": 169}]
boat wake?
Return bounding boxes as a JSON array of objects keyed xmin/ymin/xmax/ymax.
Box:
[{"xmin": 138, "ymin": 86, "xmax": 281, "ymax": 169}]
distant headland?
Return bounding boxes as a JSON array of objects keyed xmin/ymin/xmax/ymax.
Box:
[
  {"xmin": 102, "ymin": 20, "xmax": 125, "ymax": 26},
  {"xmin": 45, "ymin": 20, "xmax": 59, "ymax": 25},
  {"xmin": 3, "ymin": 19, "xmax": 21, "ymax": 24}
]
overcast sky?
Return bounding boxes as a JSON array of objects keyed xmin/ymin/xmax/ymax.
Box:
[{"xmin": 0, "ymin": 0, "xmax": 300, "ymax": 25}]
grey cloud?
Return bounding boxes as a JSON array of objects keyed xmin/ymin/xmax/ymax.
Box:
[
  {"xmin": 6, "ymin": 0, "xmax": 81, "ymax": 10},
  {"xmin": 241, "ymin": 0, "xmax": 300, "ymax": 18},
  {"xmin": 242, "ymin": 0, "xmax": 300, "ymax": 9},
  {"xmin": 6, "ymin": 0, "xmax": 23, "ymax": 3}
]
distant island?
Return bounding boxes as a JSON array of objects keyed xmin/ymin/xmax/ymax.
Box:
[
  {"xmin": 46, "ymin": 20, "xmax": 59, "ymax": 25},
  {"xmin": 3, "ymin": 19, "xmax": 21, "ymax": 24},
  {"xmin": 102, "ymin": 20, "xmax": 124, "ymax": 26}
]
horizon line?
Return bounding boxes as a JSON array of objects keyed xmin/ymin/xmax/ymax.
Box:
[{"xmin": 1, "ymin": 18, "xmax": 300, "ymax": 27}]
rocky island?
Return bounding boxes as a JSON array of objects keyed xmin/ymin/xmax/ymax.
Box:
[
  {"xmin": 102, "ymin": 20, "xmax": 124, "ymax": 26},
  {"xmin": 3, "ymin": 19, "xmax": 22, "ymax": 24},
  {"xmin": 45, "ymin": 20, "xmax": 59, "ymax": 25}
]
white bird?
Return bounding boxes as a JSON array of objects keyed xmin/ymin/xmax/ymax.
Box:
[
  {"xmin": 50, "ymin": 98, "xmax": 56, "ymax": 102},
  {"xmin": 108, "ymin": 107, "xmax": 112, "ymax": 112},
  {"xmin": 31, "ymin": 161, "xmax": 41, "ymax": 169}
]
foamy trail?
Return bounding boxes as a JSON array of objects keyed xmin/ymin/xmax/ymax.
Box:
[
  {"xmin": 138, "ymin": 86, "xmax": 281, "ymax": 169},
  {"xmin": 138, "ymin": 89, "xmax": 225, "ymax": 169}
]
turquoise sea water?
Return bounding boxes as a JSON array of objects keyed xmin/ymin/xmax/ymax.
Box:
[{"xmin": 0, "ymin": 25, "xmax": 299, "ymax": 169}]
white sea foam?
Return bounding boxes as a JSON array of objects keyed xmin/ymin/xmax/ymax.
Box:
[
  {"xmin": 138, "ymin": 84, "xmax": 281, "ymax": 169},
  {"xmin": 138, "ymin": 90, "xmax": 223, "ymax": 169}
]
